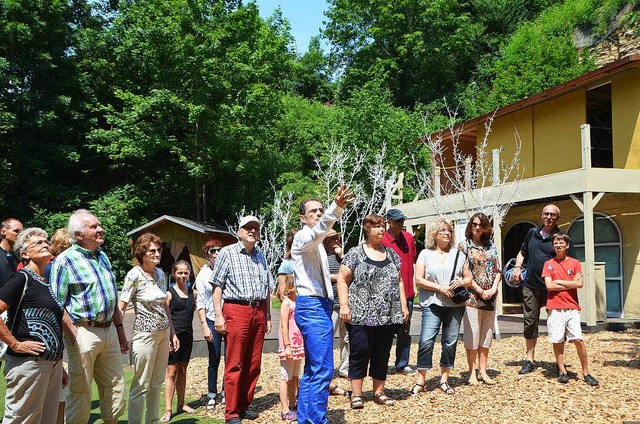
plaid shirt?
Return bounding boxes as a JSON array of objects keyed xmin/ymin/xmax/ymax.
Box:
[
  {"xmin": 209, "ymin": 241, "xmax": 274, "ymax": 301},
  {"xmin": 50, "ymin": 243, "xmax": 119, "ymax": 323}
]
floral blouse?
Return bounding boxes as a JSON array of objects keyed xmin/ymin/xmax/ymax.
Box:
[
  {"xmin": 120, "ymin": 266, "xmax": 169, "ymax": 333},
  {"xmin": 278, "ymin": 297, "xmax": 304, "ymax": 360},
  {"xmin": 342, "ymin": 245, "xmax": 403, "ymax": 327},
  {"xmin": 459, "ymin": 240, "xmax": 501, "ymax": 310}
]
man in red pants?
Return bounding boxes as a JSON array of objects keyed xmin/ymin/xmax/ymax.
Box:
[{"xmin": 211, "ymin": 215, "xmax": 274, "ymax": 424}]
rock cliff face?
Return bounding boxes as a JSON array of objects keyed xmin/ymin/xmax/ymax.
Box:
[
  {"xmin": 593, "ymin": 25, "xmax": 640, "ymax": 66},
  {"xmin": 576, "ymin": 3, "xmax": 640, "ymax": 67}
]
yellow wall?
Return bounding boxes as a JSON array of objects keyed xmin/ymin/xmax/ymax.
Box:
[
  {"xmin": 479, "ymin": 108, "xmax": 535, "ymax": 181},
  {"xmin": 612, "ymin": 69, "xmax": 640, "ymax": 169},
  {"xmin": 502, "ymin": 194, "xmax": 640, "ymax": 319},
  {"xmin": 532, "ymin": 90, "xmax": 585, "ymax": 175},
  {"xmin": 475, "ymin": 90, "xmax": 586, "ymax": 183}
]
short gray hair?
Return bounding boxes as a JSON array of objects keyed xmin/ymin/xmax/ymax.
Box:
[
  {"xmin": 68, "ymin": 209, "xmax": 91, "ymax": 244},
  {"xmin": 14, "ymin": 227, "xmax": 48, "ymax": 258}
]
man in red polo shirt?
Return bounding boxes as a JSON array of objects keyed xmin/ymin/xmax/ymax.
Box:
[{"xmin": 382, "ymin": 208, "xmax": 417, "ymax": 375}]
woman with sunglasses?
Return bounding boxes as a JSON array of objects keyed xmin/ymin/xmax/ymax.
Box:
[
  {"xmin": 459, "ymin": 213, "xmax": 501, "ymax": 385},
  {"xmin": 194, "ymin": 239, "xmax": 225, "ymax": 409},
  {"xmin": 0, "ymin": 228, "xmax": 67, "ymax": 423},
  {"xmin": 118, "ymin": 232, "xmax": 178, "ymax": 423}
]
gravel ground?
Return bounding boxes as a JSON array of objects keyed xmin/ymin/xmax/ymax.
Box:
[{"xmin": 183, "ymin": 329, "xmax": 640, "ymax": 423}]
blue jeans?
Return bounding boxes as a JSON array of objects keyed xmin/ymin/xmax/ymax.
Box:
[
  {"xmin": 417, "ymin": 304, "xmax": 464, "ymax": 369},
  {"xmin": 295, "ymin": 296, "xmax": 334, "ymax": 424},
  {"xmin": 395, "ymin": 297, "xmax": 414, "ymax": 369},
  {"xmin": 206, "ymin": 318, "xmax": 225, "ymax": 397}
]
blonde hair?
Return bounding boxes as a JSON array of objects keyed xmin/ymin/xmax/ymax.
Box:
[
  {"xmin": 425, "ymin": 218, "xmax": 455, "ymax": 250},
  {"xmin": 282, "ymin": 274, "xmax": 295, "ymax": 299},
  {"xmin": 50, "ymin": 228, "xmax": 71, "ymax": 256}
]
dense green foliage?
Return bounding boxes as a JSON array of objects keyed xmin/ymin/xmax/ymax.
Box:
[{"xmin": 1, "ymin": 0, "xmax": 637, "ymax": 279}]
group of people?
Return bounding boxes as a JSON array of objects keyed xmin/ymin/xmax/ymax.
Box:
[{"xmin": 0, "ymin": 194, "xmax": 599, "ymax": 424}]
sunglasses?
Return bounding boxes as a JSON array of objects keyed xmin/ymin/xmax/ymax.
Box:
[{"xmin": 208, "ymin": 247, "xmax": 221, "ymax": 254}]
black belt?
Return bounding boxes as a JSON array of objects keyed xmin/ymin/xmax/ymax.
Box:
[
  {"xmin": 76, "ymin": 320, "xmax": 112, "ymax": 328},
  {"xmin": 225, "ymin": 299, "xmax": 265, "ymax": 307}
]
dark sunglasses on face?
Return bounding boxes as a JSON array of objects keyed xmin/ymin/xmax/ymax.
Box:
[{"xmin": 208, "ymin": 247, "xmax": 221, "ymax": 254}]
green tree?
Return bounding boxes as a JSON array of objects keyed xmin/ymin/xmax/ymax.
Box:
[
  {"xmin": 85, "ymin": 0, "xmax": 297, "ymax": 222},
  {"xmin": 324, "ymin": 0, "xmax": 484, "ymax": 107}
]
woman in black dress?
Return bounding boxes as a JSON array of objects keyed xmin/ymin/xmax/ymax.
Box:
[{"xmin": 162, "ymin": 260, "xmax": 197, "ymax": 422}]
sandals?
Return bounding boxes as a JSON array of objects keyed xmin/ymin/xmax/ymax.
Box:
[
  {"xmin": 329, "ymin": 383, "xmax": 351, "ymax": 397},
  {"xmin": 160, "ymin": 411, "xmax": 172, "ymax": 423},
  {"xmin": 179, "ymin": 404, "xmax": 196, "ymax": 414},
  {"xmin": 373, "ymin": 393, "xmax": 394, "ymax": 406},
  {"xmin": 410, "ymin": 383, "xmax": 426, "ymax": 396},
  {"xmin": 350, "ymin": 393, "xmax": 364, "ymax": 409},
  {"xmin": 439, "ymin": 381, "xmax": 455, "ymax": 395}
]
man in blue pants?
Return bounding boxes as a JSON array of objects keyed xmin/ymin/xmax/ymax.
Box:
[{"xmin": 292, "ymin": 186, "xmax": 354, "ymax": 424}]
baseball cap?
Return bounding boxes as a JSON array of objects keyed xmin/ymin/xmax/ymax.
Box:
[
  {"xmin": 386, "ymin": 208, "xmax": 407, "ymax": 221},
  {"xmin": 238, "ymin": 215, "xmax": 261, "ymax": 229}
]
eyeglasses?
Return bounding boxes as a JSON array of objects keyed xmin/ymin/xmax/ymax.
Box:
[
  {"xmin": 542, "ymin": 212, "xmax": 558, "ymax": 218},
  {"xmin": 147, "ymin": 248, "xmax": 162, "ymax": 254},
  {"xmin": 471, "ymin": 222, "xmax": 484, "ymax": 228},
  {"xmin": 437, "ymin": 229, "xmax": 452, "ymax": 234},
  {"xmin": 208, "ymin": 247, "xmax": 221, "ymax": 254},
  {"xmin": 306, "ymin": 207, "xmax": 324, "ymax": 215},
  {"xmin": 28, "ymin": 239, "xmax": 51, "ymax": 249}
]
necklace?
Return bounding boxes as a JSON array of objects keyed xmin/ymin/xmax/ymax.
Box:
[{"xmin": 24, "ymin": 266, "xmax": 47, "ymax": 284}]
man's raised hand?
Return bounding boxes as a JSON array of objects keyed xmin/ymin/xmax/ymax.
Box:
[{"xmin": 335, "ymin": 186, "xmax": 355, "ymax": 209}]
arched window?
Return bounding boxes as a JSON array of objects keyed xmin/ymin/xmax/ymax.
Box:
[{"xmin": 568, "ymin": 213, "xmax": 623, "ymax": 317}]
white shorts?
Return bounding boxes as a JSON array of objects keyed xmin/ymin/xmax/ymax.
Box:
[
  {"xmin": 280, "ymin": 358, "xmax": 302, "ymax": 381},
  {"xmin": 547, "ymin": 308, "xmax": 583, "ymax": 343}
]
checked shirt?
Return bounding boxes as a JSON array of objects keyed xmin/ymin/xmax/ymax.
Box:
[
  {"xmin": 50, "ymin": 243, "xmax": 119, "ymax": 323},
  {"xmin": 209, "ymin": 241, "xmax": 274, "ymax": 301}
]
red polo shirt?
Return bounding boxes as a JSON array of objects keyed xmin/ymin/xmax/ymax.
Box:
[
  {"xmin": 541, "ymin": 256, "xmax": 582, "ymax": 311},
  {"xmin": 382, "ymin": 230, "xmax": 417, "ymax": 299}
]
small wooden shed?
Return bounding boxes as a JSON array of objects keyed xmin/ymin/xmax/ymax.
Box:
[{"xmin": 127, "ymin": 215, "xmax": 236, "ymax": 277}]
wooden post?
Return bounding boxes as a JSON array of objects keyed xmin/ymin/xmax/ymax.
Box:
[
  {"xmin": 582, "ymin": 191, "xmax": 597, "ymax": 326},
  {"xmin": 492, "ymin": 148, "xmax": 500, "ymax": 185},
  {"xmin": 581, "ymin": 124, "xmax": 592, "ymax": 169},
  {"xmin": 464, "ymin": 157, "xmax": 472, "ymax": 191}
]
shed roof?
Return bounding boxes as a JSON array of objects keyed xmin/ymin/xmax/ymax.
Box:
[{"xmin": 126, "ymin": 215, "xmax": 233, "ymax": 237}]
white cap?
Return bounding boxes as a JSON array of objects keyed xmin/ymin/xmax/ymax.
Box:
[{"xmin": 238, "ymin": 215, "xmax": 261, "ymax": 229}]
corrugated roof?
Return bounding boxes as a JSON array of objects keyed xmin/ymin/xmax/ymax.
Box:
[{"xmin": 126, "ymin": 215, "xmax": 232, "ymax": 237}]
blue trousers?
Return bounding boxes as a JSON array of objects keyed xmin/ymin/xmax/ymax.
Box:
[
  {"xmin": 295, "ymin": 296, "xmax": 334, "ymax": 424},
  {"xmin": 395, "ymin": 297, "xmax": 414, "ymax": 369},
  {"xmin": 417, "ymin": 304, "xmax": 464, "ymax": 369},
  {"xmin": 206, "ymin": 318, "xmax": 225, "ymax": 397}
]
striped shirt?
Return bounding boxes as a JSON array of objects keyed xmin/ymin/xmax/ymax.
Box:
[
  {"xmin": 209, "ymin": 241, "xmax": 274, "ymax": 301},
  {"xmin": 50, "ymin": 243, "xmax": 119, "ymax": 323}
]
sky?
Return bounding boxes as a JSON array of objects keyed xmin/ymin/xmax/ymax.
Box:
[{"xmin": 254, "ymin": 0, "xmax": 330, "ymax": 54}]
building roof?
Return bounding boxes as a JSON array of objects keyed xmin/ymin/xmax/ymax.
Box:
[
  {"xmin": 421, "ymin": 54, "xmax": 640, "ymax": 143},
  {"xmin": 126, "ymin": 215, "xmax": 233, "ymax": 237}
]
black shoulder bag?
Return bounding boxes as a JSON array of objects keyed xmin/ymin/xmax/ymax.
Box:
[{"xmin": 449, "ymin": 250, "xmax": 470, "ymax": 304}]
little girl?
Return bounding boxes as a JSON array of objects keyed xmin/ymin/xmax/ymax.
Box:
[
  {"xmin": 162, "ymin": 261, "xmax": 197, "ymax": 422},
  {"xmin": 278, "ymin": 274, "xmax": 304, "ymax": 422}
]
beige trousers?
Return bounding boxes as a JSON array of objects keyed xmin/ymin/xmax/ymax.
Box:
[
  {"xmin": 3, "ymin": 356, "xmax": 63, "ymax": 424},
  {"xmin": 65, "ymin": 325, "xmax": 126, "ymax": 423},
  {"xmin": 129, "ymin": 329, "xmax": 170, "ymax": 424}
]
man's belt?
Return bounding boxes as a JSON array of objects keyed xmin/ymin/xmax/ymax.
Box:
[
  {"xmin": 76, "ymin": 320, "xmax": 112, "ymax": 328},
  {"xmin": 224, "ymin": 299, "xmax": 265, "ymax": 307}
]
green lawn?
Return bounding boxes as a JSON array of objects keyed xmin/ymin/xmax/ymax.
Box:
[{"xmin": 0, "ymin": 364, "xmax": 223, "ymax": 424}]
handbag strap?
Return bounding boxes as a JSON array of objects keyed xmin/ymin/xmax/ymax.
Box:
[
  {"xmin": 449, "ymin": 249, "xmax": 460, "ymax": 283},
  {"xmin": 9, "ymin": 271, "xmax": 29, "ymax": 333}
]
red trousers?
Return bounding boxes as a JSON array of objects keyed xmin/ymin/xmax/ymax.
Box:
[{"xmin": 222, "ymin": 302, "xmax": 267, "ymax": 420}]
